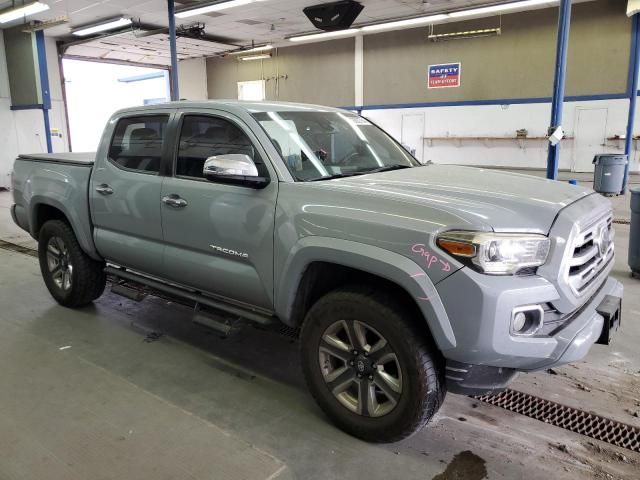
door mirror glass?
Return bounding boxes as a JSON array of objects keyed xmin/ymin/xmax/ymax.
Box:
[{"xmin": 203, "ymin": 154, "xmax": 269, "ymax": 188}]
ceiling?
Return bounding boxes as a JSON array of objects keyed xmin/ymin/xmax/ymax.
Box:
[{"xmin": 0, "ymin": 0, "xmax": 568, "ymax": 66}]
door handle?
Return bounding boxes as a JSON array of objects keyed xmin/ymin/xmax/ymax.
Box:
[
  {"xmin": 95, "ymin": 184, "xmax": 113, "ymax": 195},
  {"xmin": 162, "ymin": 195, "xmax": 188, "ymax": 208}
]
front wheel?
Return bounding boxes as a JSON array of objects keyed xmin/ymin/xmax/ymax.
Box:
[
  {"xmin": 38, "ymin": 220, "xmax": 106, "ymax": 307},
  {"xmin": 300, "ymin": 286, "xmax": 445, "ymax": 443}
]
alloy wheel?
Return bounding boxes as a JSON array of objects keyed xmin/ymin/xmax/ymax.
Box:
[
  {"xmin": 318, "ymin": 319, "xmax": 402, "ymax": 417},
  {"xmin": 46, "ymin": 236, "xmax": 73, "ymax": 291}
]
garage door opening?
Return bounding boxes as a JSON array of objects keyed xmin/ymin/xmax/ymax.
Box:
[{"xmin": 62, "ymin": 59, "xmax": 170, "ymax": 152}]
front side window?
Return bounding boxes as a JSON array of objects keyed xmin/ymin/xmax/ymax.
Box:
[
  {"xmin": 108, "ymin": 115, "xmax": 168, "ymax": 173},
  {"xmin": 176, "ymin": 115, "xmax": 268, "ymax": 179},
  {"xmin": 251, "ymin": 111, "xmax": 419, "ymax": 181}
]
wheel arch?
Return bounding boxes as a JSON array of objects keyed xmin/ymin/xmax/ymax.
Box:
[
  {"xmin": 30, "ymin": 198, "xmax": 101, "ymax": 261},
  {"xmin": 275, "ymin": 237, "xmax": 456, "ymax": 351}
]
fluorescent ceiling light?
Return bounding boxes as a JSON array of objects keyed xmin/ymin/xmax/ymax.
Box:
[
  {"xmin": 230, "ymin": 44, "xmax": 273, "ymax": 55},
  {"xmin": 289, "ymin": 0, "xmax": 559, "ymax": 44},
  {"xmin": 72, "ymin": 17, "xmax": 132, "ymax": 36},
  {"xmin": 239, "ymin": 53, "xmax": 271, "ymax": 61},
  {"xmin": 361, "ymin": 14, "xmax": 448, "ymax": 32},
  {"xmin": 449, "ymin": 0, "xmax": 558, "ymax": 19},
  {"xmin": 176, "ymin": 0, "xmax": 263, "ymax": 19},
  {"xmin": 0, "ymin": 2, "xmax": 49, "ymax": 24},
  {"xmin": 289, "ymin": 29, "xmax": 360, "ymax": 42}
]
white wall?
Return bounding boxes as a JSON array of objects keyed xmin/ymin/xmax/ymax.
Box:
[
  {"xmin": 178, "ymin": 57, "xmax": 208, "ymax": 100},
  {"xmin": 0, "ymin": 32, "xmax": 69, "ymax": 189},
  {"xmin": 363, "ymin": 98, "xmax": 640, "ymax": 174},
  {"xmin": 63, "ymin": 59, "xmax": 169, "ymax": 152}
]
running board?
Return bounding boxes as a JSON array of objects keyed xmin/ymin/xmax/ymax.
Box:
[
  {"xmin": 193, "ymin": 303, "xmax": 240, "ymax": 337},
  {"xmin": 104, "ymin": 266, "xmax": 275, "ymax": 327},
  {"xmin": 111, "ymin": 281, "xmax": 147, "ymax": 301}
]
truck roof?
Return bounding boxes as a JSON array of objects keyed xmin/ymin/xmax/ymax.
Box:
[{"xmin": 112, "ymin": 100, "xmax": 349, "ymax": 117}]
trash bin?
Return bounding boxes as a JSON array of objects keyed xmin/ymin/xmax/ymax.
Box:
[
  {"xmin": 630, "ymin": 187, "xmax": 640, "ymax": 279},
  {"xmin": 593, "ymin": 154, "xmax": 628, "ymax": 195}
]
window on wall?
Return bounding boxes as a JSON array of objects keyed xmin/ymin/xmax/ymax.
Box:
[
  {"xmin": 176, "ymin": 115, "xmax": 268, "ymax": 180},
  {"xmin": 108, "ymin": 115, "xmax": 168, "ymax": 173}
]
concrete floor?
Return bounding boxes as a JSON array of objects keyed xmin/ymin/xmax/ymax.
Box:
[{"xmin": 1, "ymin": 179, "xmax": 639, "ymax": 479}]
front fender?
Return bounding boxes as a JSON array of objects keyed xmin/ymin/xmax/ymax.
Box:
[{"xmin": 275, "ymin": 236, "xmax": 456, "ymax": 350}]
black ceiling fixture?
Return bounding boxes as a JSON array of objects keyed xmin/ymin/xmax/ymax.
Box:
[{"xmin": 303, "ymin": 0, "xmax": 364, "ymax": 32}]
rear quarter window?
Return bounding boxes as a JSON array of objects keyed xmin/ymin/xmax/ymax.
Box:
[{"xmin": 108, "ymin": 115, "xmax": 169, "ymax": 173}]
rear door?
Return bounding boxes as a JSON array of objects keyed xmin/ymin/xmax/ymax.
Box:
[
  {"xmin": 160, "ymin": 109, "xmax": 278, "ymax": 310},
  {"xmin": 90, "ymin": 110, "xmax": 173, "ymax": 276}
]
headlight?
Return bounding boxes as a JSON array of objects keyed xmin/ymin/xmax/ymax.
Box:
[{"xmin": 436, "ymin": 231, "xmax": 550, "ymax": 275}]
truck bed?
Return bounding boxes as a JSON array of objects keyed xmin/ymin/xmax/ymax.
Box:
[
  {"xmin": 17, "ymin": 152, "xmax": 95, "ymax": 166},
  {"xmin": 12, "ymin": 152, "xmax": 99, "ymax": 259}
]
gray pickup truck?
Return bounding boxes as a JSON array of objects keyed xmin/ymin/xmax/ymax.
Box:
[{"xmin": 11, "ymin": 100, "xmax": 623, "ymax": 442}]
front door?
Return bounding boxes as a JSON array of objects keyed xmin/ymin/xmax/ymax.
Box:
[
  {"xmin": 90, "ymin": 111, "xmax": 173, "ymax": 276},
  {"xmin": 160, "ymin": 110, "xmax": 278, "ymax": 310},
  {"xmin": 572, "ymin": 108, "xmax": 608, "ymax": 173}
]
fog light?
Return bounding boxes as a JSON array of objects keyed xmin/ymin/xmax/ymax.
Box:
[
  {"xmin": 512, "ymin": 312, "xmax": 527, "ymax": 332},
  {"xmin": 510, "ymin": 305, "xmax": 544, "ymax": 336}
]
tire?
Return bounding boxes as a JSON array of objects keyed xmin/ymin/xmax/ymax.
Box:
[
  {"xmin": 300, "ymin": 286, "xmax": 445, "ymax": 443},
  {"xmin": 38, "ymin": 220, "xmax": 106, "ymax": 308}
]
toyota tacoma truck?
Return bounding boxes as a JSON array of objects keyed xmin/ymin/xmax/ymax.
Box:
[{"xmin": 10, "ymin": 100, "xmax": 623, "ymax": 443}]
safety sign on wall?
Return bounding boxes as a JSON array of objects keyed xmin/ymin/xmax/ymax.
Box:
[{"xmin": 427, "ymin": 63, "xmax": 461, "ymax": 89}]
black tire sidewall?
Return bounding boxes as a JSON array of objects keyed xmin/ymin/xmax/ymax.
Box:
[
  {"xmin": 39, "ymin": 221, "xmax": 75, "ymax": 304},
  {"xmin": 38, "ymin": 220, "xmax": 105, "ymax": 307},
  {"xmin": 300, "ymin": 289, "xmax": 441, "ymax": 442}
]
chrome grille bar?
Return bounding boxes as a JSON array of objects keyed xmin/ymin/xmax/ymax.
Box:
[{"xmin": 566, "ymin": 212, "xmax": 614, "ymax": 296}]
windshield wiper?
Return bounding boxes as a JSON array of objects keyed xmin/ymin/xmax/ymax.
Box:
[
  {"xmin": 362, "ymin": 164, "xmax": 413, "ymax": 174},
  {"xmin": 304, "ymin": 164, "xmax": 413, "ymax": 182},
  {"xmin": 305, "ymin": 171, "xmax": 367, "ymax": 182}
]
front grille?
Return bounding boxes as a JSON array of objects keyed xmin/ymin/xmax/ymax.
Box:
[{"xmin": 565, "ymin": 213, "xmax": 614, "ymax": 296}]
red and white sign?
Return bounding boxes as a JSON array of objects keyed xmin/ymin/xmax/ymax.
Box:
[{"xmin": 427, "ymin": 63, "xmax": 461, "ymax": 89}]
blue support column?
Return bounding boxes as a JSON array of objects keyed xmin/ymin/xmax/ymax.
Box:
[
  {"xmin": 35, "ymin": 30, "xmax": 53, "ymax": 153},
  {"xmin": 167, "ymin": 0, "xmax": 179, "ymax": 101},
  {"xmin": 546, "ymin": 0, "xmax": 572, "ymax": 180},
  {"xmin": 623, "ymin": 13, "xmax": 640, "ymax": 193}
]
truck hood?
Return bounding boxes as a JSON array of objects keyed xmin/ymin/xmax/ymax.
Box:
[{"xmin": 327, "ymin": 165, "xmax": 593, "ymax": 233}]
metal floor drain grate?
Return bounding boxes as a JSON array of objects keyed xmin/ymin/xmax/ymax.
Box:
[
  {"xmin": 477, "ymin": 389, "xmax": 640, "ymax": 453},
  {"xmin": 0, "ymin": 239, "xmax": 38, "ymax": 257},
  {"xmin": 276, "ymin": 324, "xmax": 300, "ymax": 339}
]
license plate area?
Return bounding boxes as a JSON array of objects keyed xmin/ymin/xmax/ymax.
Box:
[{"xmin": 596, "ymin": 295, "xmax": 622, "ymax": 345}]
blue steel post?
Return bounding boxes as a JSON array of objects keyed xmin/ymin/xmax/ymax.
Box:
[
  {"xmin": 623, "ymin": 14, "xmax": 640, "ymax": 193},
  {"xmin": 546, "ymin": 0, "xmax": 572, "ymax": 180},
  {"xmin": 35, "ymin": 30, "xmax": 53, "ymax": 153},
  {"xmin": 168, "ymin": 0, "xmax": 179, "ymax": 101}
]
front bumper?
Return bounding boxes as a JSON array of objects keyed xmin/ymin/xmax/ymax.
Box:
[{"xmin": 436, "ymin": 267, "xmax": 623, "ymax": 372}]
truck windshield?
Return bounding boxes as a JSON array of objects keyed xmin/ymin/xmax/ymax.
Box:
[{"xmin": 251, "ymin": 111, "xmax": 419, "ymax": 181}]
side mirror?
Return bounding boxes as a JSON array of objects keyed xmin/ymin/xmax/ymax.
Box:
[{"xmin": 202, "ymin": 154, "xmax": 269, "ymax": 189}]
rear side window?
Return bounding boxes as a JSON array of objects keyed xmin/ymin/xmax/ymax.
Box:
[
  {"xmin": 176, "ymin": 115, "xmax": 268, "ymax": 179},
  {"xmin": 108, "ymin": 115, "xmax": 168, "ymax": 173}
]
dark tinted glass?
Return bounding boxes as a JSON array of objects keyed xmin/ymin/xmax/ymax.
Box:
[
  {"xmin": 108, "ymin": 115, "xmax": 168, "ymax": 173},
  {"xmin": 176, "ymin": 115, "xmax": 267, "ymax": 179}
]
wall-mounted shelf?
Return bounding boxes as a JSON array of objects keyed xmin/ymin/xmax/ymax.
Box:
[
  {"xmin": 605, "ymin": 135, "xmax": 639, "ymax": 150},
  {"xmin": 422, "ymin": 136, "xmax": 574, "ymax": 149}
]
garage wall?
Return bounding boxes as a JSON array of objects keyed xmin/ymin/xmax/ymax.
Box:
[
  {"xmin": 364, "ymin": 99, "xmax": 640, "ymax": 173},
  {"xmin": 179, "ymin": 57, "xmax": 208, "ymax": 100},
  {"xmin": 204, "ymin": 0, "xmax": 636, "ymax": 173},
  {"xmin": 207, "ymin": 38, "xmax": 355, "ymax": 106},
  {"xmin": 0, "ymin": 33, "xmax": 69, "ymax": 189},
  {"xmin": 363, "ymin": 0, "xmax": 629, "ymax": 105}
]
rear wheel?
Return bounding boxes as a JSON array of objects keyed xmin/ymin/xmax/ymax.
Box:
[
  {"xmin": 300, "ymin": 286, "xmax": 445, "ymax": 443},
  {"xmin": 38, "ymin": 220, "xmax": 106, "ymax": 307}
]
